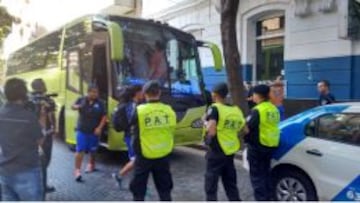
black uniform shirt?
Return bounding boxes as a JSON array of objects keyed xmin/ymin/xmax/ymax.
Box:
[{"xmin": 244, "ymin": 109, "xmax": 260, "ymax": 147}]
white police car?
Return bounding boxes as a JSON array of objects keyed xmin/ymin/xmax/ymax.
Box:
[{"xmin": 244, "ymin": 103, "xmax": 360, "ymax": 201}]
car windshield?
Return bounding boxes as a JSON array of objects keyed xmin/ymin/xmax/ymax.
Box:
[
  {"xmin": 113, "ymin": 19, "xmax": 202, "ymax": 95},
  {"xmin": 280, "ymin": 106, "xmax": 323, "ymax": 127}
]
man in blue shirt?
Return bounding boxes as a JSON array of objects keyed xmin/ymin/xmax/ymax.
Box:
[
  {"xmin": 112, "ymin": 84, "xmax": 143, "ymax": 188},
  {"xmin": 317, "ymin": 80, "xmax": 336, "ymax": 106},
  {"xmin": 72, "ymin": 85, "xmax": 107, "ymax": 182}
]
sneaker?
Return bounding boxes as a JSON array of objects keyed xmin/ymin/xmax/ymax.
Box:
[
  {"xmin": 74, "ymin": 169, "xmax": 82, "ymax": 182},
  {"xmin": 85, "ymin": 164, "xmax": 96, "ymax": 173},
  {"xmin": 112, "ymin": 173, "xmax": 122, "ymax": 189},
  {"xmin": 45, "ymin": 185, "xmax": 56, "ymax": 193}
]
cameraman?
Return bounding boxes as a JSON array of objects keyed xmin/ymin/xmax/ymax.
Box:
[
  {"xmin": 30, "ymin": 78, "xmax": 56, "ymax": 194},
  {"xmin": 0, "ymin": 78, "xmax": 45, "ymax": 201}
]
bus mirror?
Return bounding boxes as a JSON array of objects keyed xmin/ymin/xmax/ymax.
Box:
[
  {"xmin": 106, "ymin": 22, "xmax": 124, "ymax": 61},
  {"xmin": 196, "ymin": 41, "xmax": 223, "ymax": 72}
]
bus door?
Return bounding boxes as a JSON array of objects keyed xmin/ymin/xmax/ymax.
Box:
[
  {"xmin": 64, "ymin": 47, "xmax": 84, "ymax": 145},
  {"xmin": 92, "ymin": 43, "xmax": 110, "ymax": 146}
]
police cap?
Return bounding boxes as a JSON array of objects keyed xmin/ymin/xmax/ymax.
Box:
[
  {"xmin": 143, "ymin": 80, "xmax": 161, "ymax": 95},
  {"xmin": 253, "ymin": 84, "xmax": 270, "ymax": 98},
  {"xmin": 212, "ymin": 82, "xmax": 228, "ymax": 98}
]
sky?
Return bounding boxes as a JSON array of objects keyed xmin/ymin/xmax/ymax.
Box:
[
  {"xmin": 1, "ymin": 0, "xmax": 182, "ymax": 30},
  {"xmin": 2, "ymin": 0, "xmax": 114, "ymax": 31}
]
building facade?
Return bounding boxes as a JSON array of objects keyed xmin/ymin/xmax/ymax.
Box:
[{"xmin": 147, "ymin": 0, "xmax": 360, "ymax": 101}]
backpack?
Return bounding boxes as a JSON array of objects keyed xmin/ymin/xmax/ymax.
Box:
[{"xmin": 112, "ymin": 103, "xmax": 130, "ymax": 132}]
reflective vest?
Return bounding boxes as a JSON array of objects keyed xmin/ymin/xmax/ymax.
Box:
[
  {"xmin": 213, "ymin": 103, "xmax": 245, "ymax": 155},
  {"xmin": 137, "ymin": 102, "xmax": 176, "ymax": 159},
  {"xmin": 254, "ymin": 101, "xmax": 280, "ymax": 147}
]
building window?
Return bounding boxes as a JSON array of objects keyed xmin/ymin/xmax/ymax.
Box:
[{"xmin": 255, "ymin": 16, "xmax": 284, "ymax": 81}]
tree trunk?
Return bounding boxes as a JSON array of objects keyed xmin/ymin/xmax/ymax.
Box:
[{"xmin": 220, "ymin": 0, "xmax": 248, "ymax": 113}]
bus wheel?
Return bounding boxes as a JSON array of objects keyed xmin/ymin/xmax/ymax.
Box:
[{"xmin": 58, "ymin": 107, "xmax": 65, "ymax": 141}]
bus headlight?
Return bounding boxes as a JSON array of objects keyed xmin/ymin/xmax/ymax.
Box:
[{"xmin": 191, "ymin": 119, "xmax": 204, "ymax": 128}]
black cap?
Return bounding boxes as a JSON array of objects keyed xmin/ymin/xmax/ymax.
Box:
[
  {"xmin": 143, "ymin": 80, "xmax": 161, "ymax": 95},
  {"xmin": 253, "ymin": 84, "xmax": 270, "ymax": 98},
  {"xmin": 212, "ymin": 82, "xmax": 228, "ymax": 98}
]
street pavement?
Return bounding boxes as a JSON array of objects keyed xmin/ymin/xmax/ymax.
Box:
[{"xmin": 46, "ymin": 139, "xmax": 254, "ymax": 201}]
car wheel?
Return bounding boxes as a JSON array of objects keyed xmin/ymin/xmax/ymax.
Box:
[{"xmin": 273, "ymin": 169, "xmax": 317, "ymax": 201}]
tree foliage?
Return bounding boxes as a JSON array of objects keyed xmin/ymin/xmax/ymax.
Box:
[
  {"xmin": 220, "ymin": 0, "xmax": 248, "ymax": 113},
  {"xmin": 0, "ymin": 6, "xmax": 16, "ymax": 46}
]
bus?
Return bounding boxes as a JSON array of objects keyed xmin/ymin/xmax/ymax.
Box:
[{"xmin": 6, "ymin": 14, "xmax": 223, "ymax": 151}]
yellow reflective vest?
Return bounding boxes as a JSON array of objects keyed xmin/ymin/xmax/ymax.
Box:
[
  {"xmin": 137, "ymin": 102, "xmax": 176, "ymax": 159},
  {"xmin": 212, "ymin": 103, "xmax": 245, "ymax": 155},
  {"xmin": 253, "ymin": 101, "xmax": 280, "ymax": 147}
]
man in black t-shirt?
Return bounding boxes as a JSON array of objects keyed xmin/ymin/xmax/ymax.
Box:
[
  {"xmin": 72, "ymin": 85, "xmax": 107, "ymax": 182},
  {"xmin": 0, "ymin": 78, "xmax": 45, "ymax": 201},
  {"xmin": 318, "ymin": 80, "xmax": 336, "ymax": 106}
]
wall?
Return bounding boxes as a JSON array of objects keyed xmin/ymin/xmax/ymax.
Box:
[{"xmin": 284, "ymin": 0, "xmax": 353, "ymax": 99}]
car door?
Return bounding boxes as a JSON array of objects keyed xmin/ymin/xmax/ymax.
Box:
[{"xmin": 302, "ymin": 113, "xmax": 360, "ymax": 200}]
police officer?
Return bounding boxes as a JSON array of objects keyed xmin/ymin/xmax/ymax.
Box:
[
  {"xmin": 129, "ymin": 80, "xmax": 176, "ymax": 201},
  {"xmin": 203, "ymin": 82, "xmax": 246, "ymax": 201},
  {"xmin": 245, "ymin": 84, "xmax": 280, "ymax": 201},
  {"xmin": 31, "ymin": 78, "xmax": 56, "ymax": 194}
]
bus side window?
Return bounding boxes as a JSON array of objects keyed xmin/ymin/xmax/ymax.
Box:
[{"xmin": 66, "ymin": 50, "xmax": 82, "ymax": 94}]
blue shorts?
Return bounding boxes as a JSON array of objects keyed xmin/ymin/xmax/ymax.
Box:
[
  {"xmin": 76, "ymin": 131, "xmax": 99, "ymax": 153},
  {"xmin": 124, "ymin": 135, "xmax": 135, "ymax": 161}
]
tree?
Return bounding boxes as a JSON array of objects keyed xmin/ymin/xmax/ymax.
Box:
[
  {"xmin": 220, "ymin": 0, "xmax": 248, "ymax": 113},
  {"xmin": 0, "ymin": 5, "xmax": 17, "ymax": 47}
]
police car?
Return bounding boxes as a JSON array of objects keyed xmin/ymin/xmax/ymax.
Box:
[{"xmin": 244, "ymin": 103, "xmax": 360, "ymax": 201}]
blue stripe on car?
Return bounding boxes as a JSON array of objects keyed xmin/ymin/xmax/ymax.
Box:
[{"xmin": 333, "ymin": 175, "xmax": 360, "ymax": 201}]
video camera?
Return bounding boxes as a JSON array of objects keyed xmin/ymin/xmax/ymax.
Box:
[{"xmin": 25, "ymin": 93, "xmax": 58, "ymax": 117}]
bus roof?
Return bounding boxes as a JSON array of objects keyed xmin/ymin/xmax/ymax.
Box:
[{"xmin": 8, "ymin": 14, "xmax": 195, "ymax": 57}]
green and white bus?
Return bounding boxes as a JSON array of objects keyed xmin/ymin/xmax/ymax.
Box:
[{"xmin": 6, "ymin": 14, "xmax": 223, "ymax": 151}]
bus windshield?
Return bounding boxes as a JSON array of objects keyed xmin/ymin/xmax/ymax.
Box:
[{"xmin": 113, "ymin": 19, "xmax": 202, "ymax": 96}]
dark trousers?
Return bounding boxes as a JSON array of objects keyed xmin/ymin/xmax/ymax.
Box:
[
  {"xmin": 205, "ymin": 155, "xmax": 240, "ymax": 201},
  {"xmin": 40, "ymin": 135, "xmax": 53, "ymax": 192},
  {"xmin": 247, "ymin": 146, "xmax": 274, "ymax": 201},
  {"xmin": 130, "ymin": 155, "xmax": 173, "ymax": 201}
]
